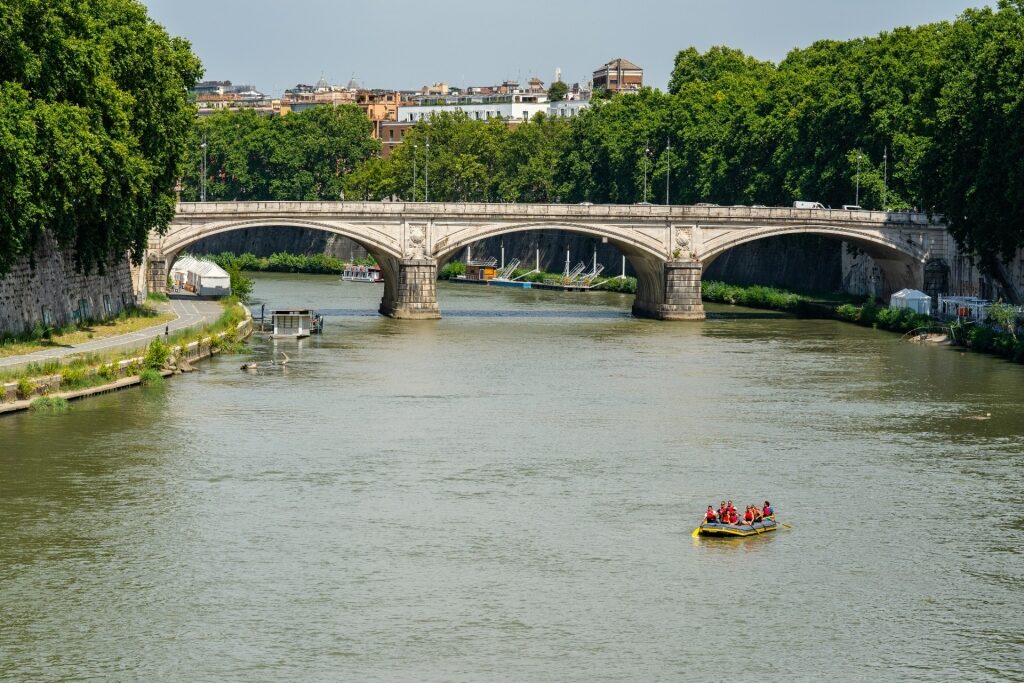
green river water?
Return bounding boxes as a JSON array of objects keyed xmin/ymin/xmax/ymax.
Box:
[{"xmin": 2, "ymin": 273, "xmax": 1023, "ymax": 681}]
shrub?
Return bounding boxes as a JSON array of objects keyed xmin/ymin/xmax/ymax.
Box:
[
  {"xmin": 17, "ymin": 377, "xmax": 34, "ymax": 399},
  {"xmin": 139, "ymin": 368, "xmax": 164, "ymax": 387},
  {"xmin": 144, "ymin": 338, "xmax": 171, "ymax": 369},
  {"xmin": 97, "ymin": 364, "xmax": 116, "ymax": 381},
  {"xmin": 147, "ymin": 292, "xmax": 170, "ymax": 303},
  {"xmin": 59, "ymin": 366, "xmax": 90, "ymax": 390},
  {"xmin": 439, "ymin": 261, "xmax": 466, "ymax": 280},
  {"xmin": 30, "ymin": 396, "xmax": 69, "ymax": 413}
]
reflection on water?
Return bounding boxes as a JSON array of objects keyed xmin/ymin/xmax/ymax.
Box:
[{"xmin": 1, "ymin": 273, "xmax": 1022, "ymax": 681}]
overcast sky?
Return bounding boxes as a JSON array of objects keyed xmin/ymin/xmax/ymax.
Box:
[{"xmin": 140, "ymin": 0, "xmax": 989, "ymax": 96}]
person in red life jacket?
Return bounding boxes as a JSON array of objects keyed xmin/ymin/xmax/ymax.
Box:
[
  {"xmin": 762, "ymin": 501, "xmax": 773, "ymax": 518},
  {"xmin": 743, "ymin": 506, "xmax": 754, "ymax": 524},
  {"xmin": 727, "ymin": 500, "xmax": 736, "ymax": 516},
  {"xmin": 728, "ymin": 508, "xmax": 739, "ymax": 525},
  {"xmin": 718, "ymin": 500, "xmax": 727, "ymax": 520},
  {"xmin": 752, "ymin": 505, "xmax": 763, "ymax": 523},
  {"xmin": 705, "ymin": 506, "xmax": 718, "ymax": 523}
]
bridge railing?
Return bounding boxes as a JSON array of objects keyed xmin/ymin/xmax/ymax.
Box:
[{"xmin": 173, "ymin": 201, "xmax": 944, "ymax": 227}]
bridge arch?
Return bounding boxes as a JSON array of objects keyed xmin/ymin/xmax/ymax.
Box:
[
  {"xmin": 699, "ymin": 223, "xmax": 927, "ymax": 297},
  {"xmin": 158, "ymin": 218, "xmax": 407, "ymax": 313},
  {"xmin": 433, "ymin": 220, "xmax": 670, "ymax": 309}
]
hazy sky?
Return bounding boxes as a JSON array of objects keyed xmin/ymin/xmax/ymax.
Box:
[{"xmin": 140, "ymin": 0, "xmax": 989, "ymax": 96}]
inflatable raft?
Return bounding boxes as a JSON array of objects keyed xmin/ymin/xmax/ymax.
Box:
[{"xmin": 694, "ymin": 517, "xmax": 778, "ymax": 538}]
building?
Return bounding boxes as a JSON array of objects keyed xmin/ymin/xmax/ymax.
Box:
[
  {"xmin": 280, "ymin": 78, "xmax": 357, "ymax": 114},
  {"xmin": 592, "ymin": 58, "xmax": 643, "ymax": 93},
  {"xmin": 357, "ymin": 90, "xmax": 402, "ymax": 139},
  {"xmin": 379, "ymin": 79, "xmax": 591, "ymax": 157}
]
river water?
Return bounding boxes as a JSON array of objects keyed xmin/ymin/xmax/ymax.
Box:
[{"xmin": 2, "ymin": 273, "xmax": 1022, "ymax": 681}]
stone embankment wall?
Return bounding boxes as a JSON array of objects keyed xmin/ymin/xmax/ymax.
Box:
[{"xmin": 0, "ymin": 234, "xmax": 135, "ymax": 337}]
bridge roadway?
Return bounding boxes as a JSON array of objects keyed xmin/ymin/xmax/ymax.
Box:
[{"xmin": 150, "ymin": 202, "xmax": 952, "ymax": 321}]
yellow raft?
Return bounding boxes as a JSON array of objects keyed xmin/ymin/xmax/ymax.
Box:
[{"xmin": 693, "ymin": 517, "xmax": 779, "ymax": 538}]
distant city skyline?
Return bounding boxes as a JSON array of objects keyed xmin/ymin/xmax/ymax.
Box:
[{"xmin": 140, "ymin": 0, "xmax": 989, "ymax": 97}]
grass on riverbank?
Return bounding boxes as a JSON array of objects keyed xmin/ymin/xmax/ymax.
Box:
[
  {"xmin": 0, "ymin": 305, "xmax": 175, "ymax": 359},
  {"xmin": 0, "ymin": 299, "xmax": 249, "ymax": 387}
]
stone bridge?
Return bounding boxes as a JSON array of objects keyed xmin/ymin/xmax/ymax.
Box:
[{"xmin": 149, "ymin": 202, "xmax": 951, "ymax": 320}]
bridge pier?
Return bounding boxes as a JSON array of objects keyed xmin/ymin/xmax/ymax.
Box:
[
  {"xmin": 379, "ymin": 258, "xmax": 441, "ymax": 320},
  {"xmin": 632, "ymin": 260, "xmax": 705, "ymax": 321},
  {"xmin": 147, "ymin": 255, "xmax": 168, "ymax": 294}
]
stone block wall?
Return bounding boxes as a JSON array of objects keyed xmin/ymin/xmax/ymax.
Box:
[
  {"xmin": 0, "ymin": 234, "xmax": 135, "ymax": 337},
  {"xmin": 379, "ymin": 259, "xmax": 440, "ymax": 319}
]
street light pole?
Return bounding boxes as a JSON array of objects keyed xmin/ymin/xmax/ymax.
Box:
[
  {"xmin": 882, "ymin": 146, "xmax": 888, "ymax": 210},
  {"xmin": 200, "ymin": 135, "xmax": 207, "ymax": 202},
  {"xmin": 855, "ymin": 152, "xmax": 861, "ymax": 206},
  {"xmin": 643, "ymin": 144, "xmax": 649, "ymax": 202},
  {"xmin": 413, "ymin": 143, "xmax": 418, "ymax": 202},
  {"xmin": 665, "ymin": 138, "xmax": 671, "ymax": 205},
  {"xmin": 425, "ymin": 138, "xmax": 430, "ymax": 203}
]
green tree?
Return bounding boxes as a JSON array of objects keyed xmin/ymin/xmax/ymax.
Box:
[
  {"xmin": 547, "ymin": 81, "xmax": 568, "ymax": 102},
  {"xmin": 923, "ymin": 0, "xmax": 1024, "ymax": 300},
  {"xmin": 0, "ymin": 0, "xmax": 202, "ymax": 276}
]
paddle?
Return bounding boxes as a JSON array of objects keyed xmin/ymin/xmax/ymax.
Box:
[{"xmin": 691, "ymin": 524, "xmax": 702, "ymax": 537}]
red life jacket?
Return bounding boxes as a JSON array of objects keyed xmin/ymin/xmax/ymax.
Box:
[
  {"xmin": 729, "ymin": 511, "xmax": 739, "ymax": 524},
  {"xmin": 706, "ymin": 511, "xmax": 717, "ymax": 522},
  {"xmin": 744, "ymin": 510, "xmax": 753, "ymax": 522},
  {"xmin": 763, "ymin": 505, "xmax": 773, "ymax": 517}
]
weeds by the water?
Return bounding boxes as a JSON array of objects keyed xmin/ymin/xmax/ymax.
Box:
[
  {"xmin": 139, "ymin": 368, "xmax": 164, "ymax": 387},
  {"xmin": 30, "ymin": 396, "xmax": 69, "ymax": 413},
  {"xmin": 0, "ymin": 301, "xmax": 249, "ymax": 386}
]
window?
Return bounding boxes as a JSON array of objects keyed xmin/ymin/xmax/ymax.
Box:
[
  {"xmin": 523, "ymin": 110, "xmax": 528, "ymax": 120},
  {"xmin": 388, "ymin": 129, "xmax": 394, "ymax": 140}
]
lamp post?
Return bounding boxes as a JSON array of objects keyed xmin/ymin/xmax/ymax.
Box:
[
  {"xmin": 882, "ymin": 146, "xmax": 888, "ymax": 210},
  {"xmin": 413, "ymin": 143, "xmax": 418, "ymax": 202},
  {"xmin": 855, "ymin": 152, "xmax": 861, "ymax": 206},
  {"xmin": 200, "ymin": 135, "xmax": 207, "ymax": 202},
  {"xmin": 665, "ymin": 138, "xmax": 671, "ymax": 205},
  {"xmin": 425, "ymin": 138, "xmax": 431, "ymax": 203},
  {"xmin": 643, "ymin": 144, "xmax": 649, "ymax": 203}
]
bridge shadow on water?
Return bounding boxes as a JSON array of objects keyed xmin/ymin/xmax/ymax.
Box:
[
  {"xmin": 314, "ymin": 308, "xmax": 631, "ymax": 320},
  {"xmin": 704, "ymin": 310, "xmax": 794, "ymax": 321}
]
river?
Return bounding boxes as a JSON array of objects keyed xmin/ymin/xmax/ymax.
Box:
[{"xmin": 2, "ymin": 273, "xmax": 1022, "ymax": 681}]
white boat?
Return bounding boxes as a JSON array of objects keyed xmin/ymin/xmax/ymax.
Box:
[{"xmin": 342, "ymin": 264, "xmax": 382, "ymax": 283}]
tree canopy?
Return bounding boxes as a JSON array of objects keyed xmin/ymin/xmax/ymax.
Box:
[
  {"xmin": 179, "ymin": 105, "xmax": 380, "ymax": 202},
  {"xmin": 0, "ymin": 0, "xmax": 202, "ymax": 275}
]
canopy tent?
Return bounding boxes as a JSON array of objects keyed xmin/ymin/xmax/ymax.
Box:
[
  {"xmin": 889, "ymin": 288, "xmax": 932, "ymax": 316},
  {"xmin": 170, "ymin": 255, "xmax": 231, "ymax": 297}
]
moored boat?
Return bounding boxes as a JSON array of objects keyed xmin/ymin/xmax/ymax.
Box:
[
  {"xmin": 342, "ymin": 264, "xmax": 382, "ymax": 283},
  {"xmin": 694, "ymin": 517, "xmax": 778, "ymax": 538}
]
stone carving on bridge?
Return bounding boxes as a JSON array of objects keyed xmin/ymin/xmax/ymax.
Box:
[
  {"xmin": 674, "ymin": 230, "xmax": 694, "ymax": 261},
  {"xmin": 406, "ymin": 223, "xmax": 428, "ymax": 258}
]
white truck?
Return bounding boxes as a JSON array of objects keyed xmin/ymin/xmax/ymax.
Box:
[{"xmin": 793, "ymin": 201, "xmax": 827, "ymax": 209}]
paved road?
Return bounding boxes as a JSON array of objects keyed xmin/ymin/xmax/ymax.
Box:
[{"xmin": 0, "ymin": 295, "xmax": 224, "ymax": 373}]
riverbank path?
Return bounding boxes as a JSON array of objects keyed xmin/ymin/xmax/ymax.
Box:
[{"xmin": 0, "ymin": 295, "xmax": 224, "ymax": 373}]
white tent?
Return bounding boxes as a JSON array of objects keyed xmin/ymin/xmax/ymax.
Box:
[
  {"xmin": 170, "ymin": 255, "xmax": 231, "ymax": 297},
  {"xmin": 889, "ymin": 288, "xmax": 932, "ymax": 316}
]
